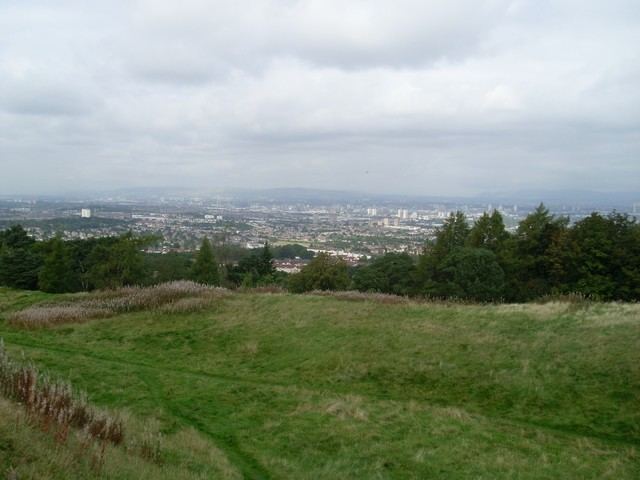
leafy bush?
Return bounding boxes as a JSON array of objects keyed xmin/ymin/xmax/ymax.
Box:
[{"xmin": 289, "ymin": 253, "xmax": 350, "ymax": 293}]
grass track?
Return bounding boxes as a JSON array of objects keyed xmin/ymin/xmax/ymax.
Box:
[
  {"xmin": 6, "ymin": 336, "xmax": 639, "ymax": 451},
  {"xmin": 138, "ymin": 369, "xmax": 273, "ymax": 480}
]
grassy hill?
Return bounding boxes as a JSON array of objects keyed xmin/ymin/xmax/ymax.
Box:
[{"xmin": 0, "ymin": 287, "xmax": 639, "ymax": 478}]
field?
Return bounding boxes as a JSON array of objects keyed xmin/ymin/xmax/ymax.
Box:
[{"xmin": 0, "ymin": 287, "xmax": 639, "ymax": 479}]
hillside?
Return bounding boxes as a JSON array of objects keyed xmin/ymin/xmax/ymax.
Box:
[{"xmin": 0, "ymin": 287, "xmax": 639, "ymax": 479}]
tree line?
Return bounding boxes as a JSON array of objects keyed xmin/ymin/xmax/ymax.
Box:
[
  {"xmin": 1, "ymin": 204, "xmax": 639, "ymax": 302},
  {"xmin": 0, "ymin": 226, "xmax": 287, "ymax": 293},
  {"xmin": 290, "ymin": 205, "xmax": 640, "ymax": 302}
]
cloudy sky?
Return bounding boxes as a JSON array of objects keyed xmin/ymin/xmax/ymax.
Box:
[{"xmin": 1, "ymin": 0, "xmax": 639, "ymax": 196}]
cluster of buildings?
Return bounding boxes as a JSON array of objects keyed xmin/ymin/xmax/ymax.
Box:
[{"xmin": 2, "ymin": 195, "xmax": 636, "ymax": 265}]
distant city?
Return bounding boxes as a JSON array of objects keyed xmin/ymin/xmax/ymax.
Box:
[{"xmin": 1, "ymin": 188, "xmax": 637, "ymax": 274}]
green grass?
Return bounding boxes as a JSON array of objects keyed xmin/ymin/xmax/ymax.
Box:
[{"xmin": 0, "ymin": 287, "xmax": 639, "ymax": 478}]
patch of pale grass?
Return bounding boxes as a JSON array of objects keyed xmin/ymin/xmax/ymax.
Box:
[
  {"xmin": 8, "ymin": 305, "xmax": 111, "ymax": 328},
  {"xmin": 440, "ymin": 406, "xmax": 473, "ymax": 421},
  {"xmin": 495, "ymin": 302, "xmax": 570, "ymax": 319},
  {"xmin": 493, "ymin": 300, "xmax": 640, "ymax": 327},
  {"xmin": 323, "ymin": 395, "xmax": 368, "ymax": 421},
  {"xmin": 158, "ymin": 297, "xmax": 217, "ymax": 314},
  {"xmin": 8, "ymin": 281, "xmax": 231, "ymax": 328},
  {"xmin": 575, "ymin": 303, "xmax": 640, "ymax": 327},
  {"xmin": 290, "ymin": 393, "xmax": 369, "ymax": 422},
  {"xmin": 85, "ymin": 281, "xmax": 228, "ymax": 312},
  {"xmin": 238, "ymin": 340, "xmax": 259, "ymax": 356}
]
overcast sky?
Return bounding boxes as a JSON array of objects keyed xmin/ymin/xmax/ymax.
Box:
[{"xmin": 1, "ymin": 0, "xmax": 639, "ymax": 196}]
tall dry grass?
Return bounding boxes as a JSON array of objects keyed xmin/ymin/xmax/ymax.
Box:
[
  {"xmin": 308, "ymin": 290, "xmax": 411, "ymax": 304},
  {"xmin": 0, "ymin": 339, "xmax": 123, "ymax": 445},
  {"xmin": 238, "ymin": 285, "xmax": 287, "ymax": 294},
  {"xmin": 8, "ymin": 281, "xmax": 230, "ymax": 328},
  {"xmin": 308, "ymin": 289, "xmax": 506, "ymax": 306}
]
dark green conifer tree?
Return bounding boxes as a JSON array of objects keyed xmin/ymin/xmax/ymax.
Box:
[
  {"xmin": 415, "ymin": 211, "xmax": 470, "ymax": 295},
  {"xmin": 502, "ymin": 203, "xmax": 568, "ymax": 300},
  {"xmin": 467, "ymin": 210, "xmax": 508, "ymax": 252},
  {"xmin": 0, "ymin": 225, "xmax": 42, "ymax": 290},
  {"xmin": 87, "ymin": 232, "xmax": 151, "ymax": 289},
  {"xmin": 38, "ymin": 236, "xmax": 77, "ymax": 293},
  {"xmin": 192, "ymin": 237, "xmax": 219, "ymax": 285}
]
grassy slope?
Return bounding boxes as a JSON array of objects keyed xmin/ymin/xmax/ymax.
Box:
[{"xmin": 0, "ymin": 288, "xmax": 639, "ymax": 478}]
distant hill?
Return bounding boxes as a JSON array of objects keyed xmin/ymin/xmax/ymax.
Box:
[{"xmin": 3, "ymin": 186, "xmax": 638, "ymax": 211}]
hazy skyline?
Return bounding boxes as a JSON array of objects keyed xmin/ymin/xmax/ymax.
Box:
[{"xmin": 1, "ymin": 1, "xmax": 639, "ymax": 196}]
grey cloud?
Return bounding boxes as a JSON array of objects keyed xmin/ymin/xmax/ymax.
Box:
[
  {"xmin": 0, "ymin": 0, "xmax": 638, "ymax": 196},
  {"xmin": 0, "ymin": 82, "xmax": 94, "ymax": 116},
  {"xmin": 123, "ymin": 0, "xmax": 514, "ymax": 78}
]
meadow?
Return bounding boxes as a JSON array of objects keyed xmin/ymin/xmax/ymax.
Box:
[{"xmin": 0, "ymin": 286, "xmax": 638, "ymax": 478}]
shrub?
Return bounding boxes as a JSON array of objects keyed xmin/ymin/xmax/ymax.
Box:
[{"xmin": 289, "ymin": 253, "xmax": 350, "ymax": 293}]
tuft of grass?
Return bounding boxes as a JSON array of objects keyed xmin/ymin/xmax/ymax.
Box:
[
  {"xmin": 134, "ymin": 419, "xmax": 163, "ymax": 463},
  {"xmin": 323, "ymin": 395, "xmax": 368, "ymax": 421},
  {"xmin": 158, "ymin": 296, "xmax": 218, "ymax": 314}
]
